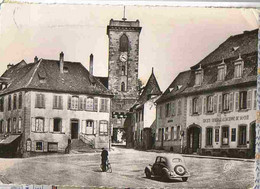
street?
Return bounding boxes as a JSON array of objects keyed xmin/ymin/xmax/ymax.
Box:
[{"xmin": 0, "ymin": 147, "xmax": 255, "ymax": 188}]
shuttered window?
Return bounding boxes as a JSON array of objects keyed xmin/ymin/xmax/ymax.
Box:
[
  {"xmin": 239, "ymin": 91, "xmax": 247, "ymax": 110},
  {"xmin": 177, "ymin": 100, "xmax": 182, "ymax": 115},
  {"xmin": 207, "ymin": 95, "xmax": 213, "ymax": 113},
  {"xmin": 86, "ymin": 98, "xmax": 94, "ymax": 111},
  {"xmin": 100, "ymin": 99, "xmax": 109, "ymax": 112},
  {"xmin": 86, "ymin": 120, "xmax": 94, "ymax": 135},
  {"xmin": 71, "ymin": 96, "xmax": 79, "ymax": 110},
  {"xmin": 171, "ymin": 101, "xmax": 175, "ymax": 116},
  {"xmin": 35, "ymin": 94, "xmax": 45, "ymax": 108},
  {"xmin": 13, "ymin": 94, "xmax": 17, "ymax": 110},
  {"xmin": 53, "ymin": 95, "xmax": 63, "ymax": 109},
  {"xmin": 18, "ymin": 92, "xmax": 22, "ymax": 109},
  {"xmin": 206, "ymin": 128, "xmax": 213, "ymax": 146},
  {"xmin": 99, "ymin": 120, "xmax": 108, "ymax": 135},
  {"xmin": 8, "ymin": 95, "xmax": 11, "ymax": 110},
  {"xmin": 53, "ymin": 118, "xmax": 62, "ymax": 132},
  {"xmin": 35, "ymin": 117, "xmax": 44, "ymax": 132}
]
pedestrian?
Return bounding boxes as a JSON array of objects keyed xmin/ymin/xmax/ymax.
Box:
[{"xmin": 101, "ymin": 148, "xmax": 108, "ymax": 172}]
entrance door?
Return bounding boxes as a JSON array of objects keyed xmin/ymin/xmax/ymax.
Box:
[
  {"xmin": 250, "ymin": 122, "xmax": 256, "ymax": 158},
  {"xmin": 161, "ymin": 128, "xmax": 164, "ymax": 148},
  {"xmin": 188, "ymin": 127, "xmax": 201, "ymax": 153},
  {"xmin": 71, "ymin": 120, "xmax": 79, "ymax": 139}
]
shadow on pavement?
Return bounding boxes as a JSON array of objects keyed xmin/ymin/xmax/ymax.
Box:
[{"xmin": 142, "ymin": 176, "xmax": 183, "ymax": 183}]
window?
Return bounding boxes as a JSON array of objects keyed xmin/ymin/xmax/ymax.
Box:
[
  {"xmin": 171, "ymin": 127, "xmax": 174, "ymax": 140},
  {"xmin": 158, "ymin": 106, "xmax": 163, "ymax": 119},
  {"xmin": 8, "ymin": 95, "xmax": 11, "ymax": 110},
  {"xmin": 165, "ymin": 103, "xmax": 171, "ymax": 117},
  {"xmin": 35, "ymin": 118, "xmax": 44, "ymax": 132},
  {"xmin": 177, "ymin": 126, "xmax": 180, "ymax": 140},
  {"xmin": 48, "ymin": 142, "xmax": 58, "ymax": 152},
  {"xmin": 18, "ymin": 117, "xmax": 22, "ymax": 133},
  {"xmin": 18, "ymin": 92, "xmax": 22, "ymax": 109},
  {"xmin": 13, "ymin": 94, "xmax": 17, "ymax": 110},
  {"xmin": 99, "ymin": 120, "xmax": 108, "ymax": 135},
  {"xmin": 86, "ymin": 98, "xmax": 94, "ymax": 111},
  {"xmin": 223, "ymin": 94, "xmax": 229, "ymax": 111},
  {"xmin": 206, "ymin": 128, "xmax": 213, "ymax": 146},
  {"xmin": 119, "ymin": 34, "xmax": 129, "ymax": 52},
  {"xmin": 121, "ymin": 82, "xmax": 125, "ymax": 92},
  {"xmin": 195, "ymin": 71, "xmax": 202, "ymax": 86},
  {"xmin": 26, "ymin": 139, "xmax": 32, "ymax": 152},
  {"xmin": 238, "ymin": 125, "xmax": 247, "ymax": 145},
  {"xmin": 100, "ymin": 99, "xmax": 109, "ymax": 112},
  {"xmin": 13, "ymin": 118, "xmax": 16, "ymax": 133},
  {"xmin": 53, "ymin": 95, "xmax": 63, "ymax": 109},
  {"xmin": 177, "ymin": 100, "xmax": 182, "ymax": 115},
  {"xmin": 217, "ymin": 66, "xmax": 225, "ymax": 81},
  {"xmin": 231, "ymin": 128, "xmax": 236, "ymax": 142},
  {"xmin": 70, "ymin": 96, "xmax": 79, "ymax": 110},
  {"xmin": 122, "ymin": 65, "xmax": 126, "ymax": 75},
  {"xmin": 234, "ymin": 62, "xmax": 243, "ymax": 78},
  {"xmin": 207, "ymin": 96, "xmax": 213, "ymax": 112},
  {"xmin": 192, "ymin": 98, "xmax": 199, "ymax": 114},
  {"xmin": 0, "ymin": 97, "xmax": 4, "ymax": 112},
  {"xmin": 35, "ymin": 94, "xmax": 45, "ymax": 108},
  {"xmin": 35, "ymin": 141, "xmax": 43, "ymax": 151},
  {"xmin": 86, "ymin": 120, "xmax": 94, "ymax": 135},
  {"xmin": 165, "ymin": 127, "xmax": 168, "ymax": 140},
  {"xmin": 7, "ymin": 118, "xmax": 11, "ymax": 133},
  {"xmin": 239, "ymin": 91, "xmax": 247, "ymax": 110},
  {"xmin": 222, "ymin": 126, "xmax": 229, "ymax": 145},
  {"xmin": 215, "ymin": 128, "xmax": 219, "ymax": 142},
  {"xmin": 53, "ymin": 118, "xmax": 62, "ymax": 132},
  {"xmin": 171, "ymin": 101, "xmax": 175, "ymax": 116},
  {"xmin": 0, "ymin": 120, "xmax": 3, "ymax": 133}
]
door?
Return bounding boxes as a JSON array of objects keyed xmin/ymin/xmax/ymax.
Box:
[
  {"xmin": 250, "ymin": 122, "xmax": 256, "ymax": 158},
  {"xmin": 71, "ymin": 120, "xmax": 79, "ymax": 139},
  {"xmin": 188, "ymin": 126, "xmax": 201, "ymax": 153}
]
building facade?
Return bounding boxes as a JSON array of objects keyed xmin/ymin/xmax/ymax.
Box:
[
  {"xmin": 155, "ymin": 29, "xmax": 257, "ymax": 158},
  {"xmin": 0, "ymin": 53, "xmax": 113, "ymax": 157},
  {"xmin": 125, "ymin": 69, "xmax": 161, "ymax": 149},
  {"xmin": 155, "ymin": 71, "xmax": 191, "ymax": 153},
  {"xmin": 107, "ymin": 18, "xmax": 142, "ymax": 143}
]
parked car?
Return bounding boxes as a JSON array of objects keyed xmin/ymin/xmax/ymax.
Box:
[{"xmin": 144, "ymin": 154, "xmax": 190, "ymax": 182}]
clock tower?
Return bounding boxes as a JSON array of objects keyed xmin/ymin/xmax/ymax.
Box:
[{"xmin": 107, "ymin": 18, "xmax": 142, "ymax": 142}]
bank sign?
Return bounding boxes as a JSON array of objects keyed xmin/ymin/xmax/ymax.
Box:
[{"xmin": 203, "ymin": 115, "xmax": 249, "ymax": 123}]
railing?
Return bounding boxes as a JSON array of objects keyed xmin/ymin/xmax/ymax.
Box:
[{"xmin": 79, "ymin": 134, "xmax": 95, "ymax": 148}]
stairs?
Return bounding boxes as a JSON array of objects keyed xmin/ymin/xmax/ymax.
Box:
[{"xmin": 70, "ymin": 139, "xmax": 96, "ymax": 153}]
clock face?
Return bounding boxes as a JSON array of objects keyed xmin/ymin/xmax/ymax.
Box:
[{"xmin": 120, "ymin": 52, "xmax": 128, "ymax": 62}]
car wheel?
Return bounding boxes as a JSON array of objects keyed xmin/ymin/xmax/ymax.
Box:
[
  {"xmin": 145, "ymin": 168, "xmax": 151, "ymax": 179},
  {"xmin": 174, "ymin": 165, "xmax": 186, "ymax": 176},
  {"xmin": 182, "ymin": 177, "xmax": 188, "ymax": 182}
]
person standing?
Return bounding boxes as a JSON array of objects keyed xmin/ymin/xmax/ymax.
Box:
[{"xmin": 101, "ymin": 148, "xmax": 108, "ymax": 171}]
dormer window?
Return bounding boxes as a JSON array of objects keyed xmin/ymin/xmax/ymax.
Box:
[
  {"xmin": 217, "ymin": 60, "xmax": 227, "ymax": 81},
  {"xmin": 234, "ymin": 55, "xmax": 244, "ymax": 78},
  {"xmin": 195, "ymin": 69, "xmax": 203, "ymax": 86}
]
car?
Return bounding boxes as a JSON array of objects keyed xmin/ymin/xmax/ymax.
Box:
[{"xmin": 144, "ymin": 154, "xmax": 190, "ymax": 182}]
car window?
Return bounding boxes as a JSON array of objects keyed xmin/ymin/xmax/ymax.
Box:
[
  {"xmin": 155, "ymin": 157, "xmax": 160, "ymax": 163},
  {"xmin": 160, "ymin": 157, "xmax": 167, "ymax": 164},
  {"xmin": 172, "ymin": 158, "xmax": 182, "ymax": 163}
]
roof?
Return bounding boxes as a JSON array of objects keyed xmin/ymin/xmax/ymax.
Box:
[
  {"xmin": 0, "ymin": 134, "xmax": 21, "ymax": 145},
  {"xmin": 156, "ymin": 70, "xmax": 191, "ymax": 103},
  {"xmin": 133, "ymin": 70, "xmax": 162, "ymax": 109},
  {"xmin": 0, "ymin": 58, "xmax": 113, "ymax": 97},
  {"xmin": 192, "ymin": 29, "xmax": 258, "ymax": 69}
]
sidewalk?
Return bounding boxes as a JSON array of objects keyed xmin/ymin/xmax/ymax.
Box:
[{"xmin": 145, "ymin": 149, "xmax": 255, "ymax": 162}]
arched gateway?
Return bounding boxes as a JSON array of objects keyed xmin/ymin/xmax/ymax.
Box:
[{"xmin": 187, "ymin": 124, "xmax": 201, "ymax": 154}]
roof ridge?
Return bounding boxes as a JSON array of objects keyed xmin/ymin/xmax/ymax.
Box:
[{"xmin": 25, "ymin": 59, "xmax": 42, "ymax": 87}]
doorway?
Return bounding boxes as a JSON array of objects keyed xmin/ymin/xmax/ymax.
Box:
[
  {"xmin": 187, "ymin": 125, "xmax": 201, "ymax": 153},
  {"xmin": 71, "ymin": 120, "xmax": 79, "ymax": 139},
  {"xmin": 249, "ymin": 122, "xmax": 256, "ymax": 158}
]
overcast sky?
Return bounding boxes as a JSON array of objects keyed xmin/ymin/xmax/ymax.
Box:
[{"xmin": 0, "ymin": 3, "xmax": 258, "ymax": 91}]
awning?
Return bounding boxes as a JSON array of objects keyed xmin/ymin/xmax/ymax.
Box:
[{"xmin": 0, "ymin": 135, "xmax": 21, "ymax": 145}]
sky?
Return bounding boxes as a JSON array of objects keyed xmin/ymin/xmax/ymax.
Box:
[{"xmin": 0, "ymin": 2, "xmax": 259, "ymax": 91}]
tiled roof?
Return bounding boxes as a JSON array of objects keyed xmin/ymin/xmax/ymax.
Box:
[
  {"xmin": 192, "ymin": 29, "xmax": 258, "ymax": 69},
  {"xmin": 156, "ymin": 70, "xmax": 191, "ymax": 103},
  {"xmin": 0, "ymin": 58, "xmax": 113, "ymax": 96}
]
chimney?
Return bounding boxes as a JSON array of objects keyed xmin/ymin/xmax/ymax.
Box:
[
  {"xmin": 7, "ymin": 63, "xmax": 13, "ymax": 70},
  {"xmin": 59, "ymin": 52, "xmax": 64, "ymax": 73},
  {"xmin": 89, "ymin": 54, "xmax": 93, "ymax": 75},
  {"xmin": 34, "ymin": 56, "xmax": 38, "ymax": 63}
]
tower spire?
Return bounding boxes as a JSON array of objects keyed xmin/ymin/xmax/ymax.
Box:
[{"xmin": 122, "ymin": 6, "xmax": 127, "ymax": 21}]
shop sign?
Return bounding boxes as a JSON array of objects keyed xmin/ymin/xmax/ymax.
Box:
[{"xmin": 203, "ymin": 115, "xmax": 249, "ymax": 123}]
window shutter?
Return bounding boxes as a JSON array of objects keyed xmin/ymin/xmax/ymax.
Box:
[
  {"xmin": 171, "ymin": 101, "xmax": 175, "ymax": 116},
  {"xmin": 94, "ymin": 98, "xmax": 98, "ymax": 112},
  {"xmin": 59, "ymin": 96, "xmax": 63, "ymax": 109},
  {"xmin": 203, "ymin": 97, "xmax": 206, "ymax": 114},
  {"xmin": 93, "ymin": 120, "xmax": 97, "ymax": 134},
  {"xmin": 42, "ymin": 94, "xmax": 45, "ymax": 108},
  {"xmin": 49, "ymin": 118, "xmax": 53, "ymax": 133},
  {"xmin": 247, "ymin": 90, "xmax": 252, "ymax": 110},
  {"xmin": 105, "ymin": 99, "xmax": 109, "ymax": 112},
  {"xmin": 82, "ymin": 120, "xmax": 86, "ymax": 134},
  {"xmin": 168, "ymin": 127, "xmax": 171, "ymax": 140},
  {"xmin": 213, "ymin": 95, "xmax": 218, "ymax": 113},
  {"xmin": 235, "ymin": 92, "xmax": 239, "ymax": 111},
  {"xmin": 156, "ymin": 129, "xmax": 158, "ymax": 141},
  {"xmin": 68, "ymin": 96, "xmax": 71, "ymax": 110},
  {"xmin": 163, "ymin": 129, "xmax": 166, "ymax": 141},
  {"xmin": 31, "ymin": 117, "xmax": 35, "ymax": 132},
  {"xmin": 198, "ymin": 97, "xmax": 202, "ymax": 114},
  {"xmin": 44, "ymin": 118, "xmax": 48, "ymax": 133},
  {"xmin": 229, "ymin": 92, "xmax": 234, "ymax": 112},
  {"xmin": 189, "ymin": 99, "xmax": 192, "ymax": 116},
  {"xmin": 83, "ymin": 98, "xmax": 86, "ymax": 111},
  {"xmin": 35, "ymin": 94, "xmax": 39, "ymax": 108},
  {"xmin": 218, "ymin": 94, "xmax": 222, "ymax": 113},
  {"xmin": 79, "ymin": 97, "xmax": 83, "ymax": 110},
  {"xmin": 61, "ymin": 120, "xmax": 65, "ymax": 133}
]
